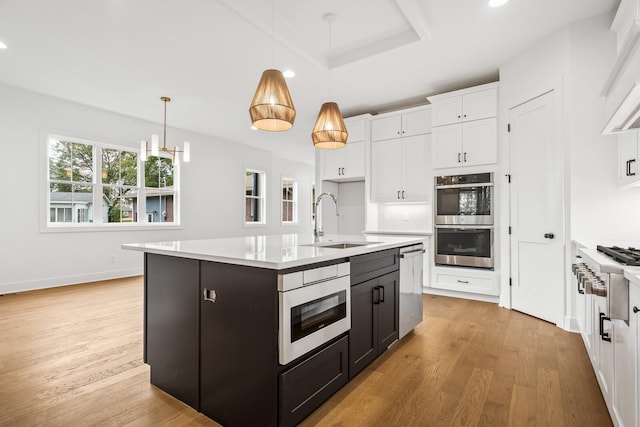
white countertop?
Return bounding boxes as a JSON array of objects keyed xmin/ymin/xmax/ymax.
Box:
[
  {"xmin": 624, "ymin": 267, "xmax": 640, "ymax": 285},
  {"xmin": 122, "ymin": 233, "xmax": 425, "ymax": 270},
  {"xmin": 362, "ymin": 230, "xmax": 432, "ymax": 236}
]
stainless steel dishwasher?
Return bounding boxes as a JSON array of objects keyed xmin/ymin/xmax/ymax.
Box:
[{"xmin": 399, "ymin": 244, "xmax": 425, "ymax": 338}]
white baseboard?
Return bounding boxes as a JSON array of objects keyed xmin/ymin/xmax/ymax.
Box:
[
  {"xmin": 422, "ymin": 286, "xmax": 500, "ymax": 304},
  {"xmin": 563, "ymin": 315, "xmax": 579, "ymax": 333},
  {"xmin": 0, "ymin": 268, "xmax": 143, "ymax": 295}
]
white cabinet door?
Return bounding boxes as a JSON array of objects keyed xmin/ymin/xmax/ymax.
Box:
[
  {"xmin": 629, "ymin": 283, "xmax": 640, "ymax": 427},
  {"xmin": 432, "ymin": 123, "xmax": 463, "ymax": 169},
  {"xmin": 595, "ymin": 296, "xmax": 614, "ymax": 405},
  {"xmin": 371, "ymin": 115, "xmax": 401, "ymax": 141},
  {"xmin": 618, "ymin": 130, "xmax": 638, "ymax": 187},
  {"xmin": 462, "ymin": 118, "xmax": 497, "ymax": 167},
  {"xmin": 346, "ymin": 118, "xmax": 365, "ymax": 143},
  {"xmin": 371, "ymin": 139, "xmax": 403, "ymax": 202},
  {"xmin": 402, "ymin": 109, "xmax": 431, "ymax": 137},
  {"xmin": 402, "ymin": 134, "xmax": 430, "ymax": 202},
  {"xmin": 322, "ymin": 149, "xmax": 344, "ymax": 180},
  {"xmin": 613, "ymin": 312, "xmax": 636, "ymax": 427},
  {"xmin": 432, "ymin": 96, "xmax": 463, "ymax": 127},
  {"xmin": 344, "ymin": 141, "xmax": 365, "ymax": 178},
  {"xmin": 462, "ymin": 88, "xmax": 498, "ymax": 122}
]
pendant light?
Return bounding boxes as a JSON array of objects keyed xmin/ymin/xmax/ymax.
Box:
[
  {"xmin": 248, "ymin": 0, "xmax": 296, "ymax": 131},
  {"xmin": 140, "ymin": 97, "xmax": 190, "ymax": 164},
  {"xmin": 312, "ymin": 13, "xmax": 348, "ymax": 149}
]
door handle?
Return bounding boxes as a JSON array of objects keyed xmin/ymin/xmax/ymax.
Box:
[
  {"xmin": 203, "ymin": 288, "xmax": 217, "ymax": 303},
  {"xmin": 599, "ymin": 313, "xmax": 611, "ymax": 342},
  {"xmin": 544, "ymin": 233, "xmax": 555, "ymax": 239}
]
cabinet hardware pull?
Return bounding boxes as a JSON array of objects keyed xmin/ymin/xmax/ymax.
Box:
[
  {"xmin": 397, "ymin": 190, "xmax": 401, "ymax": 199},
  {"xmin": 464, "ymin": 114, "xmax": 467, "ymax": 118},
  {"xmin": 630, "ymin": 159, "xmax": 637, "ymax": 176},
  {"xmin": 203, "ymin": 288, "xmax": 217, "ymax": 303},
  {"xmin": 463, "ymin": 152, "xmax": 467, "ymax": 162},
  {"xmin": 599, "ymin": 312, "xmax": 611, "ymax": 342},
  {"xmin": 341, "ymin": 167, "xmax": 345, "ymax": 175},
  {"xmin": 401, "ymin": 190, "xmax": 405, "ymax": 199},
  {"xmin": 373, "ymin": 287, "xmax": 380, "ymax": 304},
  {"xmin": 634, "ymin": 306, "xmax": 639, "ymax": 314},
  {"xmin": 457, "ymin": 153, "xmax": 461, "ymax": 163},
  {"xmin": 378, "ymin": 286, "xmax": 385, "ymax": 303},
  {"xmin": 544, "ymin": 233, "xmax": 555, "ymax": 239},
  {"xmin": 457, "ymin": 280, "xmax": 469, "ymax": 284}
]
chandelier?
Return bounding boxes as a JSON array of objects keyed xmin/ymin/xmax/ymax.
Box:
[{"xmin": 140, "ymin": 97, "xmax": 190, "ymax": 163}]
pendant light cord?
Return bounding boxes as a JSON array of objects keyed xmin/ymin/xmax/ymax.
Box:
[
  {"xmin": 163, "ymin": 99, "xmax": 167, "ymax": 150},
  {"xmin": 271, "ymin": 0, "xmax": 275, "ymax": 66}
]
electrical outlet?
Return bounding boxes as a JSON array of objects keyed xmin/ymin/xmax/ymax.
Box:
[{"xmin": 403, "ymin": 213, "xmax": 410, "ymax": 221}]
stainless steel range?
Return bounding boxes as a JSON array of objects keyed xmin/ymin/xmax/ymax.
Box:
[
  {"xmin": 596, "ymin": 246, "xmax": 640, "ymax": 266},
  {"xmin": 573, "ymin": 246, "xmax": 631, "ymax": 326}
]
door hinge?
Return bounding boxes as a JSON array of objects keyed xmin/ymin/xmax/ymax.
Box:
[
  {"xmin": 505, "ymin": 174, "xmax": 511, "ymax": 183},
  {"xmin": 508, "ymin": 226, "xmax": 512, "ymax": 235},
  {"xmin": 507, "ymin": 123, "xmax": 511, "ymax": 132},
  {"xmin": 509, "ymin": 278, "xmax": 512, "ymax": 287}
]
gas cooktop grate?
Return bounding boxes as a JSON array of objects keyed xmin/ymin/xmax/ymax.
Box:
[{"xmin": 596, "ymin": 245, "xmax": 640, "ymax": 266}]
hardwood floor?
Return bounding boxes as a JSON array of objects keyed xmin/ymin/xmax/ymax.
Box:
[{"xmin": 0, "ymin": 278, "xmax": 611, "ymax": 426}]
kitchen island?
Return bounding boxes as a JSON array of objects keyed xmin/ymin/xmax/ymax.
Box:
[{"xmin": 122, "ymin": 233, "xmax": 424, "ymax": 427}]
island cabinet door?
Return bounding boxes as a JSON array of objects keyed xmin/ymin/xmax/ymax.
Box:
[
  {"xmin": 145, "ymin": 253, "xmax": 200, "ymax": 410},
  {"xmin": 349, "ymin": 277, "xmax": 379, "ymax": 379},
  {"xmin": 199, "ymin": 261, "xmax": 279, "ymax": 427},
  {"xmin": 376, "ymin": 271, "xmax": 399, "ymax": 351}
]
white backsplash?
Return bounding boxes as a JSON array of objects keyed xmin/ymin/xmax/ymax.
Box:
[{"xmin": 376, "ymin": 203, "xmax": 432, "ymax": 232}]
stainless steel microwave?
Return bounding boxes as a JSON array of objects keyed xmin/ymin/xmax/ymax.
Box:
[{"xmin": 434, "ymin": 173, "xmax": 493, "ymax": 225}]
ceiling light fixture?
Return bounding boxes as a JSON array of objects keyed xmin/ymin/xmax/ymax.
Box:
[
  {"xmin": 248, "ymin": 0, "xmax": 296, "ymax": 132},
  {"xmin": 488, "ymin": 0, "xmax": 510, "ymax": 7},
  {"xmin": 140, "ymin": 97, "xmax": 190, "ymax": 164},
  {"xmin": 312, "ymin": 13, "xmax": 348, "ymax": 149},
  {"xmin": 282, "ymin": 69, "xmax": 295, "ymax": 78}
]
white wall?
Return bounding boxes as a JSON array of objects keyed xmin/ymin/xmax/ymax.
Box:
[
  {"xmin": 499, "ymin": 13, "xmax": 640, "ymax": 328},
  {"xmin": 0, "ymin": 84, "xmax": 314, "ymax": 293}
]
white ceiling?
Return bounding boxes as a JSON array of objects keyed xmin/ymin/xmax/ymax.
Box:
[{"xmin": 0, "ymin": 0, "xmax": 618, "ymax": 164}]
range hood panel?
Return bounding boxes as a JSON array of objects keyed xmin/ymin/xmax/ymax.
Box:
[{"xmin": 603, "ymin": 83, "xmax": 640, "ymax": 135}]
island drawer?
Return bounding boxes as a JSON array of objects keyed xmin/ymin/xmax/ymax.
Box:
[
  {"xmin": 279, "ymin": 335, "xmax": 348, "ymax": 427},
  {"xmin": 350, "ymin": 248, "xmax": 400, "ymax": 285}
]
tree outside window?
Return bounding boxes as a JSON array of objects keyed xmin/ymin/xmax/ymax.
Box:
[
  {"xmin": 245, "ymin": 170, "xmax": 265, "ymax": 224},
  {"xmin": 281, "ymin": 178, "xmax": 297, "ymax": 224}
]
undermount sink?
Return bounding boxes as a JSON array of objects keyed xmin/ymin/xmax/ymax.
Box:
[{"xmin": 301, "ymin": 241, "xmax": 380, "ymax": 249}]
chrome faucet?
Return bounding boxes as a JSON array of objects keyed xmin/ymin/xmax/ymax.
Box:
[{"xmin": 314, "ymin": 192, "xmax": 339, "ymax": 240}]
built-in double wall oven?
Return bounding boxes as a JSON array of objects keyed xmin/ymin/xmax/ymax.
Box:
[{"xmin": 434, "ymin": 173, "xmax": 494, "ymax": 269}]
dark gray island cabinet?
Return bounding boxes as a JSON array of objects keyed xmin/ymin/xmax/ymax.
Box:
[{"xmin": 130, "ymin": 235, "xmax": 418, "ymax": 427}]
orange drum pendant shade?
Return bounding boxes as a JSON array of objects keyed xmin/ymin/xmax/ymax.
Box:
[
  {"xmin": 311, "ymin": 102, "xmax": 348, "ymax": 149},
  {"xmin": 249, "ymin": 69, "xmax": 296, "ymax": 131}
]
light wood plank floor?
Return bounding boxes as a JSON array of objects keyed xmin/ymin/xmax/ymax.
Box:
[{"xmin": 0, "ymin": 277, "xmax": 611, "ymax": 426}]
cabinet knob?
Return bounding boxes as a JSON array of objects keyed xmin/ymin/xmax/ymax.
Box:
[
  {"xmin": 457, "ymin": 115, "xmax": 461, "ymax": 119},
  {"xmin": 203, "ymin": 288, "xmax": 217, "ymax": 303},
  {"xmin": 634, "ymin": 306, "xmax": 639, "ymax": 314},
  {"xmin": 544, "ymin": 233, "xmax": 555, "ymax": 239}
]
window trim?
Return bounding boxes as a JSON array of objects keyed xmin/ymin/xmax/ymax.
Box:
[
  {"xmin": 243, "ymin": 167, "xmax": 267, "ymax": 227},
  {"xmin": 41, "ymin": 131, "xmax": 183, "ymax": 233},
  {"xmin": 280, "ymin": 176, "xmax": 298, "ymax": 225}
]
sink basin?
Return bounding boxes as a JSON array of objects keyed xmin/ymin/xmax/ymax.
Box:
[{"xmin": 300, "ymin": 241, "xmax": 380, "ymax": 249}]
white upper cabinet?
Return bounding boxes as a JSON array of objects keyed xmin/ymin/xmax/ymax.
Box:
[
  {"xmin": 320, "ymin": 116, "xmax": 368, "ymax": 182},
  {"xmin": 370, "ymin": 106, "xmax": 431, "ymax": 202},
  {"xmin": 431, "ymin": 87, "xmax": 497, "ymax": 127},
  {"xmin": 428, "ymin": 82, "xmax": 498, "ymax": 169},
  {"xmin": 618, "ymin": 129, "xmax": 639, "ymax": 188},
  {"xmin": 371, "ymin": 107, "xmax": 431, "ymax": 141},
  {"xmin": 371, "ymin": 134, "xmax": 431, "ymax": 202}
]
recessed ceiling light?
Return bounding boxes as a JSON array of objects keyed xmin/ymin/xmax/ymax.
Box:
[
  {"xmin": 0, "ymin": 41, "xmax": 7, "ymax": 49},
  {"xmin": 282, "ymin": 69, "xmax": 295, "ymax": 78},
  {"xmin": 488, "ymin": 0, "xmax": 509, "ymax": 7}
]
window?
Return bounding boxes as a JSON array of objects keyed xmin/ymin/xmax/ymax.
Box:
[
  {"xmin": 46, "ymin": 135, "xmax": 180, "ymax": 229},
  {"xmin": 281, "ymin": 178, "xmax": 297, "ymax": 224},
  {"xmin": 144, "ymin": 157, "xmax": 175, "ymax": 223},
  {"xmin": 245, "ymin": 169, "xmax": 265, "ymax": 224}
]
